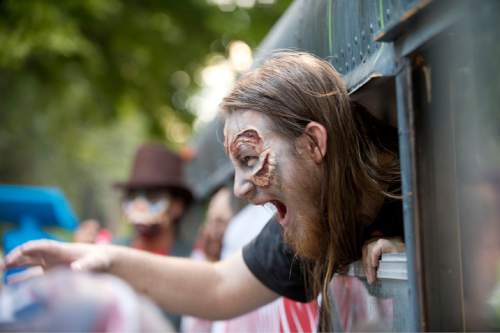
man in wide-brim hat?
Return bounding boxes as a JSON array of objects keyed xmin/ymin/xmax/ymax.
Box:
[{"xmin": 114, "ymin": 143, "xmax": 193, "ymax": 255}]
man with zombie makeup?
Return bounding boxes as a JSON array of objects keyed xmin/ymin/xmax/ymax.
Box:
[
  {"xmin": 222, "ymin": 52, "xmax": 404, "ymax": 327},
  {"xmin": 114, "ymin": 143, "xmax": 193, "ymax": 256},
  {"xmin": 2, "ymin": 52, "xmax": 405, "ymax": 331}
]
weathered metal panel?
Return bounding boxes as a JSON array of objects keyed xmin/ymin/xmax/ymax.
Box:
[
  {"xmin": 408, "ymin": 2, "xmax": 500, "ymax": 329},
  {"xmin": 395, "ymin": 58, "xmax": 425, "ymax": 331},
  {"xmin": 254, "ymin": 0, "xmax": 425, "ymax": 91}
]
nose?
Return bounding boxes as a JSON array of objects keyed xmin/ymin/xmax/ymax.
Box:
[{"xmin": 233, "ymin": 170, "xmax": 254, "ymax": 200}]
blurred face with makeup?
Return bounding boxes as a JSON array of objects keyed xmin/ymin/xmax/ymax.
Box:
[
  {"xmin": 115, "ymin": 143, "xmax": 193, "ymax": 255},
  {"xmin": 122, "ymin": 189, "xmax": 186, "ymax": 238}
]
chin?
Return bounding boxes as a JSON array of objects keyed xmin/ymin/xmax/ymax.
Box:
[{"xmin": 283, "ymin": 213, "xmax": 324, "ymax": 260}]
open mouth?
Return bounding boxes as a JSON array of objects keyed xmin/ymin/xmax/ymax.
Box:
[{"xmin": 270, "ymin": 200, "xmax": 288, "ymax": 225}]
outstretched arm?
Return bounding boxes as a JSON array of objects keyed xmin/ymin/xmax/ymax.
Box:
[
  {"xmin": 109, "ymin": 247, "xmax": 278, "ymax": 319},
  {"xmin": 1, "ymin": 240, "xmax": 278, "ymax": 320}
]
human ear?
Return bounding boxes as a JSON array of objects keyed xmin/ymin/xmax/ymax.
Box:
[{"xmin": 303, "ymin": 121, "xmax": 327, "ymax": 164}]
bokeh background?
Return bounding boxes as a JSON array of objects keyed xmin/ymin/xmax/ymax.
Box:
[{"xmin": 0, "ymin": 0, "xmax": 291, "ymax": 231}]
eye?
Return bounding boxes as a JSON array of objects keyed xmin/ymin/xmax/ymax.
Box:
[{"xmin": 241, "ymin": 156, "xmax": 257, "ymax": 168}]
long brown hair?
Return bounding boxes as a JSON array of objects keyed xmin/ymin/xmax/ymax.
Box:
[{"xmin": 221, "ymin": 51, "xmax": 400, "ymax": 329}]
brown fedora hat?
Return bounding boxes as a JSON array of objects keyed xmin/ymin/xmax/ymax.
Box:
[{"xmin": 114, "ymin": 143, "xmax": 193, "ymax": 203}]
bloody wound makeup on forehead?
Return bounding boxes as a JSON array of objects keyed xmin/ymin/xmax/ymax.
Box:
[
  {"xmin": 226, "ymin": 127, "xmax": 276, "ymax": 188},
  {"xmin": 229, "ymin": 129, "xmax": 264, "ymax": 156}
]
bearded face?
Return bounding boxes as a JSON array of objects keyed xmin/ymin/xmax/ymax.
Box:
[{"xmin": 224, "ymin": 110, "xmax": 325, "ymax": 259}]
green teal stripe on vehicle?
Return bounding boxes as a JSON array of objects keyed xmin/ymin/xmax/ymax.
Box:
[
  {"xmin": 328, "ymin": 0, "xmax": 333, "ymax": 55},
  {"xmin": 378, "ymin": 0, "xmax": 385, "ymax": 29}
]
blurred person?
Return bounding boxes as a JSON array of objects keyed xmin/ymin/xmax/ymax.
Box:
[
  {"xmin": 74, "ymin": 144, "xmax": 193, "ymax": 254},
  {"xmin": 73, "ymin": 143, "xmax": 193, "ymax": 330},
  {"xmin": 113, "ymin": 143, "xmax": 193, "ymax": 256},
  {"xmin": 197, "ymin": 187, "xmax": 235, "ymax": 263},
  {"xmin": 180, "ymin": 188, "xmax": 234, "ymax": 333},
  {"xmin": 116, "ymin": 143, "xmax": 193, "ymax": 330},
  {"xmin": 2, "ymin": 51, "xmax": 405, "ymax": 331}
]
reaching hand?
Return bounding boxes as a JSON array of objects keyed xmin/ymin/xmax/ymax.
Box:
[
  {"xmin": 362, "ymin": 237, "xmax": 405, "ymax": 284},
  {"xmin": 1, "ymin": 239, "xmax": 113, "ymax": 274}
]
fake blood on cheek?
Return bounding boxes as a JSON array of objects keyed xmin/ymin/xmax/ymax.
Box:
[{"xmin": 252, "ymin": 151, "xmax": 275, "ymax": 187}]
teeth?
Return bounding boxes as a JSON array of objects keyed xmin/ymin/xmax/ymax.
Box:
[{"xmin": 264, "ymin": 202, "xmax": 278, "ymax": 214}]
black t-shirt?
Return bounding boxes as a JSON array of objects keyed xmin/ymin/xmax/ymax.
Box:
[{"xmin": 242, "ymin": 197, "xmax": 403, "ymax": 302}]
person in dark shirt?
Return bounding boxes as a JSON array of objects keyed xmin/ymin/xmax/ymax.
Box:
[{"xmin": 2, "ymin": 51, "xmax": 404, "ymax": 330}]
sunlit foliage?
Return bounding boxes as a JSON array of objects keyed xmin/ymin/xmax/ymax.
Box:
[{"xmin": 0, "ymin": 0, "xmax": 290, "ymax": 225}]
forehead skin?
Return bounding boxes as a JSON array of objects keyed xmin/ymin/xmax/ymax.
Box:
[{"xmin": 224, "ymin": 111, "xmax": 275, "ymax": 150}]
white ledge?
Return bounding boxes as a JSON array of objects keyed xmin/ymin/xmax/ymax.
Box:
[{"xmin": 346, "ymin": 252, "xmax": 408, "ymax": 281}]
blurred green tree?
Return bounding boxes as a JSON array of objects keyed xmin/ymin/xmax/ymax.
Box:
[{"xmin": 0, "ymin": 0, "xmax": 290, "ymax": 226}]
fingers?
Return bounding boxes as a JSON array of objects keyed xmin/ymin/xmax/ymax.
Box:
[
  {"xmin": 366, "ymin": 250, "xmax": 378, "ymax": 285},
  {"xmin": 362, "ymin": 237, "xmax": 406, "ymax": 284},
  {"xmin": 71, "ymin": 257, "xmax": 96, "ymax": 272},
  {"xmin": 361, "ymin": 244, "xmax": 372, "ymax": 284},
  {"xmin": 370, "ymin": 240, "xmax": 385, "ymax": 268},
  {"xmin": 362, "ymin": 239, "xmax": 384, "ymax": 285},
  {"xmin": 4, "ymin": 239, "xmax": 60, "ymax": 268},
  {"xmin": 71, "ymin": 252, "xmax": 110, "ymax": 272},
  {"xmin": 6, "ymin": 266, "xmax": 45, "ymax": 284}
]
